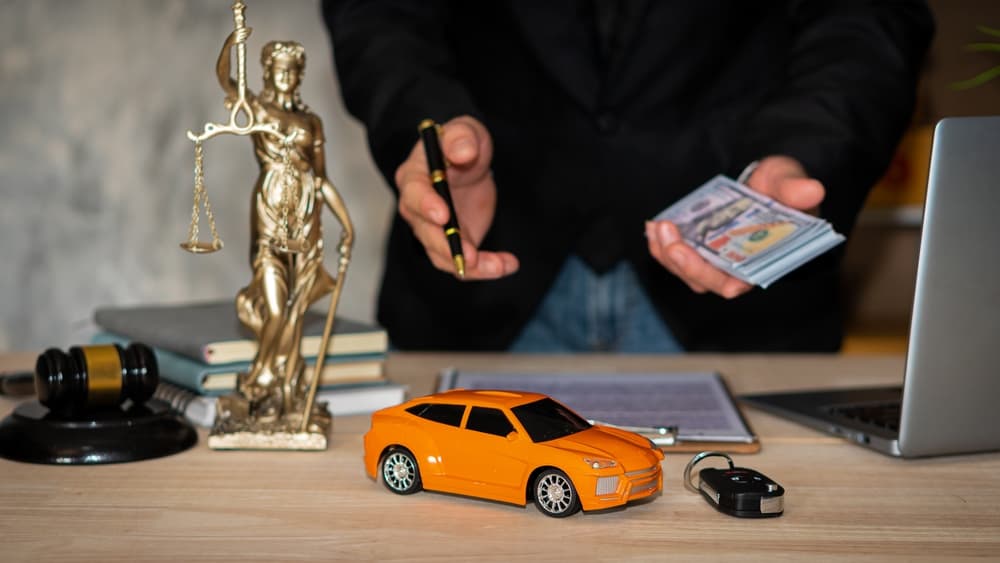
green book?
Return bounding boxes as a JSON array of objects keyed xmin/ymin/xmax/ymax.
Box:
[{"xmin": 93, "ymin": 300, "xmax": 388, "ymax": 365}]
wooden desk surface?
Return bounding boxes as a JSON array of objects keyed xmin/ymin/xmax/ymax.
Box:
[{"xmin": 2, "ymin": 353, "xmax": 999, "ymax": 562}]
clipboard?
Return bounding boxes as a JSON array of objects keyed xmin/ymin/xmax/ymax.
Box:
[{"xmin": 437, "ymin": 369, "xmax": 761, "ymax": 454}]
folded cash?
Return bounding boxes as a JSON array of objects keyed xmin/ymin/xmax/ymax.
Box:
[{"xmin": 653, "ymin": 175, "xmax": 845, "ymax": 288}]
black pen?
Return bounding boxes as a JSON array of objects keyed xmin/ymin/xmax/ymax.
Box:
[{"xmin": 418, "ymin": 119, "xmax": 465, "ymax": 279}]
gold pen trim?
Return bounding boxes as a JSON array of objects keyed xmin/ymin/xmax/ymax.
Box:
[
  {"xmin": 453, "ymin": 255, "xmax": 466, "ymax": 279},
  {"xmin": 445, "ymin": 227, "xmax": 460, "ymax": 237},
  {"xmin": 431, "ymin": 170, "xmax": 446, "ymax": 183},
  {"xmin": 418, "ymin": 118, "xmax": 436, "ymax": 132},
  {"xmin": 418, "ymin": 119, "xmax": 445, "ymax": 138}
]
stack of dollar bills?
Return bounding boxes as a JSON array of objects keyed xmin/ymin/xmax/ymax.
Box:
[{"xmin": 653, "ymin": 175, "xmax": 845, "ymax": 288}]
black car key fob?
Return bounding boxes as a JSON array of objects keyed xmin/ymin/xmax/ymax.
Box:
[{"xmin": 684, "ymin": 451, "xmax": 784, "ymax": 518}]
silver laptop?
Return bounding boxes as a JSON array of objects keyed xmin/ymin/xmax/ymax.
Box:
[{"xmin": 742, "ymin": 116, "xmax": 1000, "ymax": 457}]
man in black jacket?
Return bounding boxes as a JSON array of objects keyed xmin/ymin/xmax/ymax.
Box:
[{"xmin": 322, "ymin": 1, "xmax": 934, "ymax": 352}]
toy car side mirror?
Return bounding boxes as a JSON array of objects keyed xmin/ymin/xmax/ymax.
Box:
[{"xmin": 506, "ymin": 431, "xmax": 520, "ymax": 442}]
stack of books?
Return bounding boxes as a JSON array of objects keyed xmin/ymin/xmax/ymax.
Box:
[{"xmin": 92, "ymin": 301, "xmax": 405, "ymax": 427}]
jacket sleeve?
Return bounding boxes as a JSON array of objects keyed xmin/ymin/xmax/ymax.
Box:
[
  {"xmin": 322, "ymin": 0, "xmax": 481, "ymax": 193},
  {"xmin": 731, "ymin": 0, "xmax": 934, "ymax": 232}
]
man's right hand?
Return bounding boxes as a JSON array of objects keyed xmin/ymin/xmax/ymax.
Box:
[{"xmin": 394, "ymin": 115, "xmax": 519, "ymax": 280}]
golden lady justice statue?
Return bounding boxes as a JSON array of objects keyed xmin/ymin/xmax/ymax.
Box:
[{"xmin": 182, "ymin": 1, "xmax": 353, "ymax": 450}]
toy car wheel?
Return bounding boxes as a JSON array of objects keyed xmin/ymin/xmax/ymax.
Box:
[
  {"xmin": 380, "ymin": 447, "xmax": 422, "ymax": 495},
  {"xmin": 533, "ymin": 469, "xmax": 581, "ymax": 517}
]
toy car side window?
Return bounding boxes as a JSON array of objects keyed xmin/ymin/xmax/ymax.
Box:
[
  {"xmin": 405, "ymin": 403, "xmax": 466, "ymax": 427},
  {"xmin": 465, "ymin": 407, "xmax": 515, "ymax": 437}
]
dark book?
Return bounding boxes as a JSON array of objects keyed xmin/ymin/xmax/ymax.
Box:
[{"xmin": 94, "ymin": 301, "xmax": 388, "ymax": 365}]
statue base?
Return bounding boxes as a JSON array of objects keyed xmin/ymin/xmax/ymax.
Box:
[{"xmin": 208, "ymin": 394, "xmax": 331, "ymax": 451}]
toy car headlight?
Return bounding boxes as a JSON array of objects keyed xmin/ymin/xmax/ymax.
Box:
[{"xmin": 583, "ymin": 457, "xmax": 617, "ymax": 469}]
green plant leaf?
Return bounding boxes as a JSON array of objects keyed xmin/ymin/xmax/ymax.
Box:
[
  {"xmin": 976, "ymin": 25, "xmax": 1000, "ymax": 38},
  {"xmin": 951, "ymin": 64, "xmax": 1000, "ymax": 90},
  {"xmin": 966, "ymin": 42, "xmax": 1000, "ymax": 52}
]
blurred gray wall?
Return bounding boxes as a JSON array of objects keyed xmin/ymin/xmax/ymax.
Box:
[
  {"xmin": 3, "ymin": 0, "xmax": 1000, "ymax": 353},
  {"xmin": 0, "ymin": 0, "xmax": 393, "ymax": 351}
]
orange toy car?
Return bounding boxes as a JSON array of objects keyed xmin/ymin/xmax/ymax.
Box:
[{"xmin": 363, "ymin": 389, "xmax": 664, "ymax": 517}]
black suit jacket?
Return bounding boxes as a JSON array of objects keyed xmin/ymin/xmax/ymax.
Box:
[{"xmin": 322, "ymin": 1, "xmax": 933, "ymax": 351}]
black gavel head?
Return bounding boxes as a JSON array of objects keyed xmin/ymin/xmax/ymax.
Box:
[{"xmin": 35, "ymin": 343, "xmax": 159, "ymax": 417}]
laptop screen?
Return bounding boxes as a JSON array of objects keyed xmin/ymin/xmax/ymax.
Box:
[{"xmin": 898, "ymin": 116, "xmax": 1000, "ymax": 456}]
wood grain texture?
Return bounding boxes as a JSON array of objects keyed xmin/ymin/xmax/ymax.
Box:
[{"xmin": 2, "ymin": 353, "xmax": 999, "ymax": 562}]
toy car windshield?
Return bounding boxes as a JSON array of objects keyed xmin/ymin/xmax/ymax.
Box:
[{"xmin": 510, "ymin": 397, "xmax": 592, "ymax": 442}]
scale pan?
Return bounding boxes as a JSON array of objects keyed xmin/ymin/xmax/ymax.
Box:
[{"xmin": 180, "ymin": 241, "xmax": 223, "ymax": 254}]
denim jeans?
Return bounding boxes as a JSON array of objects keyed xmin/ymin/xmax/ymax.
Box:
[{"xmin": 509, "ymin": 256, "xmax": 684, "ymax": 353}]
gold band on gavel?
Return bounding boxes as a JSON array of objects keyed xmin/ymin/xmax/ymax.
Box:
[{"xmin": 81, "ymin": 345, "xmax": 123, "ymax": 407}]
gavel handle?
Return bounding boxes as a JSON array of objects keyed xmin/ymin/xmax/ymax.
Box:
[{"xmin": 0, "ymin": 371, "xmax": 35, "ymax": 397}]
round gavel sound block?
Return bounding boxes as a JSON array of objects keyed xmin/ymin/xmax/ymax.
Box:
[{"xmin": 0, "ymin": 343, "xmax": 197, "ymax": 465}]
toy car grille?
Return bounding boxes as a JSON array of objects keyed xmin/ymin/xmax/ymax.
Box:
[
  {"xmin": 626, "ymin": 465, "xmax": 661, "ymax": 496},
  {"xmin": 630, "ymin": 479, "xmax": 659, "ymax": 495},
  {"xmin": 625, "ymin": 466, "xmax": 658, "ymax": 479},
  {"xmin": 595, "ymin": 476, "xmax": 620, "ymax": 495}
]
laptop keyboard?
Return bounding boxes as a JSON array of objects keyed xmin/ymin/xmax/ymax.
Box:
[{"xmin": 828, "ymin": 402, "xmax": 902, "ymax": 432}]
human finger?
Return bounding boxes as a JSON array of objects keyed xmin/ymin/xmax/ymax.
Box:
[
  {"xmin": 459, "ymin": 240, "xmax": 520, "ymax": 280},
  {"xmin": 441, "ymin": 115, "xmax": 493, "ymax": 167},
  {"xmin": 395, "ymin": 164, "xmax": 462, "ymax": 274},
  {"xmin": 409, "ymin": 223, "xmax": 518, "ymax": 280},
  {"xmin": 396, "ymin": 165, "xmax": 450, "ymax": 227},
  {"xmin": 771, "ymin": 176, "xmax": 825, "ymax": 212},
  {"xmin": 746, "ymin": 155, "xmax": 825, "ymax": 213},
  {"xmin": 645, "ymin": 221, "xmax": 707, "ymax": 293},
  {"xmin": 647, "ymin": 221, "xmax": 752, "ymax": 298},
  {"xmin": 407, "ymin": 212, "xmax": 466, "ymax": 273},
  {"xmin": 665, "ymin": 241, "xmax": 751, "ymax": 298}
]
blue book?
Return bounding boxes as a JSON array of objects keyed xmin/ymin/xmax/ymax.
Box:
[{"xmin": 92, "ymin": 332, "xmax": 385, "ymax": 396}]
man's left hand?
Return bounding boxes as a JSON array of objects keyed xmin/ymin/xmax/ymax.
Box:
[{"xmin": 645, "ymin": 155, "xmax": 826, "ymax": 299}]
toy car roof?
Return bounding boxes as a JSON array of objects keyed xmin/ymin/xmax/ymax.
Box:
[{"xmin": 412, "ymin": 388, "xmax": 551, "ymax": 408}]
